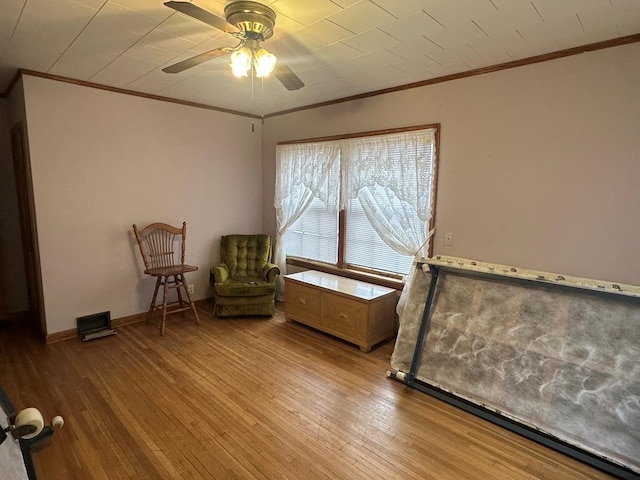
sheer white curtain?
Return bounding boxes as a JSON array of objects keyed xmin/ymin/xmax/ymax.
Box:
[
  {"xmin": 274, "ymin": 141, "xmax": 340, "ymax": 300},
  {"xmin": 341, "ymin": 129, "xmax": 435, "ymax": 258},
  {"xmin": 341, "ymin": 129, "xmax": 436, "ymax": 314}
]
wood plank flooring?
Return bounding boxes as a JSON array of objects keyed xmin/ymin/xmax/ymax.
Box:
[{"xmin": 0, "ymin": 307, "xmax": 617, "ymax": 479}]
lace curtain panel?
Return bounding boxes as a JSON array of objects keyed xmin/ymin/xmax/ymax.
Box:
[
  {"xmin": 274, "ymin": 141, "xmax": 340, "ymax": 299},
  {"xmin": 342, "ymin": 130, "xmax": 436, "ymax": 259}
]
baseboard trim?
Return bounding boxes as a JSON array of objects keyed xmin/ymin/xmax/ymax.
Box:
[
  {"xmin": 112, "ymin": 312, "xmax": 147, "ymax": 329},
  {"xmin": 45, "ymin": 329, "xmax": 76, "ymax": 344},
  {"xmin": 45, "ymin": 299, "xmax": 213, "ymax": 344}
]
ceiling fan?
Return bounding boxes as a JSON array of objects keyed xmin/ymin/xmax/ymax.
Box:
[{"xmin": 162, "ymin": 1, "xmax": 305, "ymax": 91}]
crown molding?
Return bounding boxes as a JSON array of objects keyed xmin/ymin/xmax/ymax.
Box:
[
  {"xmin": 264, "ymin": 32, "xmax": 640, "ymax": 118},
  {"xmin": 14, "ymin": 69, "xmax": 259, "ymax": 118},
  {"xmin": 2, "ymin": 33, "xmax": 638, "ymax": 117}
]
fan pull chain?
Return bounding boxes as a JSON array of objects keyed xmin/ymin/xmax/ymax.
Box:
[
  {"xmin": 261, "ymin": 76, "xmax": 265, "ymax": 125},
  {"xmin": 251, "ymin": 51, "xmax": 255, "ymax": 133}
]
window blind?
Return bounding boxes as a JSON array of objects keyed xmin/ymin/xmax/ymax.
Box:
[
  {"xmin": 345, "ymin": 198, "xmax": 414, "ymax": 275},
  {"xmin": 287, "ymin": 197, "xmax": 338, "ymax": 264}
]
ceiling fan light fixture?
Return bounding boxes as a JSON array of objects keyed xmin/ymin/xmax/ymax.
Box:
[
  {"xmin": 254, "ymin": 48, "xmax": 276, "ymax": 77},
  {"xmin": 224, "ymin": 1, "xmax": 276, "ymax": 41},
  {"xmin": 230, "ymin": 47, "xmax": 252, "ymax": 77},
  {"xmin": 163, "ymin": 2, "xmax": 304, "ymax": 90}
]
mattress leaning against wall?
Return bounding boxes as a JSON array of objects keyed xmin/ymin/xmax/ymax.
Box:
[{"xmin": 390, "ymin": 256, "xmax": 640, "ymax": 478}]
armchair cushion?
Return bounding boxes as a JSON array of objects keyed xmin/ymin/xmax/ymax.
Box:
[
  {"xmin": 221, "ymin": 234, "xmax": 271, "ymax": 277},
  {"xmin": 214, "ymin": 278, "xmax": 276, "ymax": 297}
]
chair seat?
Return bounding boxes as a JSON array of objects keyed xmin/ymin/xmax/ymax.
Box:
[
  {"xmin": 214, "ymin": 277, "xmax": 276, "ymax": 297},
  {"xmin": 145, "ymin": 264, "xmax": 198, "ymax": 276}
]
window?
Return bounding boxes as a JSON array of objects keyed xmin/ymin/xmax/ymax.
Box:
[
  {"xmin": 345, "ymin": 198, "xmax": 414, "ymax": 275},
  {"xmin": 286, "ymin": 197, "xmax": 338, "ymax": 264},
  {"xmin": 275, "ymin": 125, "xmax": 438, "ymax": 287}
]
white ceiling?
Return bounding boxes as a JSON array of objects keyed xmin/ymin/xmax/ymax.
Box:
[{"xmin": 1, "ymin": 0, "xmax": 639, "ymax": 115}]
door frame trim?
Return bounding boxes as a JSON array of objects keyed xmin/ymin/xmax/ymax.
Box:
[{"xmin": 11, "ymin": 121, "xmax": 46, "ymax": 337}]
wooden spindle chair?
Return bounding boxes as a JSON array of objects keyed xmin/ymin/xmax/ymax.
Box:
[{"xmin": 133, "ymin": 222, "xmax": 200, "ymax": 335}]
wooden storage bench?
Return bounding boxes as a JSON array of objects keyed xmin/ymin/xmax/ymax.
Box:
[{"xmin": 284, "ymin": 270, "xmax": 398, "ymax": 352}]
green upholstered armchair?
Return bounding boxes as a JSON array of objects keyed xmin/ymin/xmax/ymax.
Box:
[{"xmin": 210, "ymin": 234, "xmax": 280, "ymax": 317}]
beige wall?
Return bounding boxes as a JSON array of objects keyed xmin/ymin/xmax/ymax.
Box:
[
  {"xmin": 22, "ymin": 75, "xmax": 263, "ymax": 334},
  {"xmin": 262, "ymin": 42, "xmax": 640, "ymax": 286}
]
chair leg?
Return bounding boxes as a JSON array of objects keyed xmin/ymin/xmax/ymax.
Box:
[
  {"xmin": 182, "ymin": 275, "xmax": 200, "ymax": 325},
  {"xmin": 174, "ymin": 275, "xmax": 185, "ymax": 307},
  {"xmin": 148, "ymin": 276, "xmax": 162, "ymax": 323},
  {"xmin": 160, "ymin": 276, "xmax": 169, "ymax": 336}
]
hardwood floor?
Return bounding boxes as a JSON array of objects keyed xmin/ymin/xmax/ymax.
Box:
[{"xmin": 0, "ymin": 307, "xmax": 616, "ymax": 480}]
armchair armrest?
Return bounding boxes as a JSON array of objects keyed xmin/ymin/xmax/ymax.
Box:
[
  {"xmin": 210, "ymin": 264, "xmax": 230, "ymax": 285},
  {"xmin": 262, "ymin": 263, "xmax": 280, "ymax": 283}
]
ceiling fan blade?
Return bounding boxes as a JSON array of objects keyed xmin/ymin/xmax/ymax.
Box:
[
  {"xmin": 164, "ymin": 1, "xmax": 240, "ymax": 33},
  {"xmin": 274, "ymin": 63, "xmax": 304, "ymax": 91},
  {"xmin": 163, "ymin": 48, "xmax": 229, "ymax": 73}
]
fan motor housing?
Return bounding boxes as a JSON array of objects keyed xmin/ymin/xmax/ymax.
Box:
[{"xmin": 225, "ymin": 1, "xmax": 276, "ymax": 40}]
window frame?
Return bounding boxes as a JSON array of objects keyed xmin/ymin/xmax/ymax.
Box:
[{"xmin": 280, "ymin": 123, "xmax": 440, "ymax": 290}]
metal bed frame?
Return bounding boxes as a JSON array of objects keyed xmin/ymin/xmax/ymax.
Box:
[{"xmin": 388, "ymin": 262, "xmax": 639, "ymax": 480}]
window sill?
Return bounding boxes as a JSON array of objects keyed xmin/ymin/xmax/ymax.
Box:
[{"xmin": 286, "ymin": 257, "xmax": 405, "ymax": 291}]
